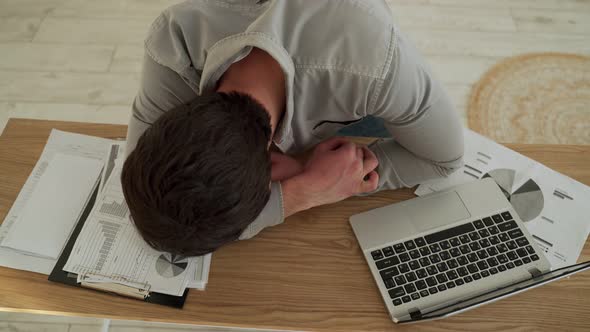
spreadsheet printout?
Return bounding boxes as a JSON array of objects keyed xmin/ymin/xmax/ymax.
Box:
[{"xmin": 63, "ymin": 165, "xmax": 195, "ymax": 296}]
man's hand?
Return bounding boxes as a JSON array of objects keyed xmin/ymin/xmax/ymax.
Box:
[{"xmin": 281, "ymin": 137, "xmax": 379, "ymax": 217}]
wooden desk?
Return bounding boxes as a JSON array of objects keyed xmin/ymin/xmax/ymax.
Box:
[{"xmin": 0, "ymin": 119, "xmax": 589, "ymax": 331}]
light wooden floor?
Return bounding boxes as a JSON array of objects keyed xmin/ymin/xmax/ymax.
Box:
[{"xmin": 1, "ymin": 0, "xmax": 589, "ymax": 330}]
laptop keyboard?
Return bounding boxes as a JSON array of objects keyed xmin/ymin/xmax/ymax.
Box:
[{"xmin": 370, "ymin": 211, "xmax": 541, "ymax": 307}]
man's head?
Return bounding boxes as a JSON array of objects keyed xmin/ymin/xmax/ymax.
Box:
[{"xmin": 122, "ymin": 92, "xmax": 272, "ymax": 256}]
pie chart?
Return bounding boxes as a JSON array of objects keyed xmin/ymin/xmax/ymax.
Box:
[
  {"xmin": 155, "ymin": 253, "xmax": 188, "ymax": 278},
  {"xmin": 482, "ymin": 168, "xmax": 544, "ymax": 222}
]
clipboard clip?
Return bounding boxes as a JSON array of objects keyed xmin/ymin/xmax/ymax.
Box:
[{"xmin": 79, "ymin": 272, "xmax": 151, "ymax": 300}]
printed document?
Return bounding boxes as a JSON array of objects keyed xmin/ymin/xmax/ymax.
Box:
[
  {"xmin": 1, "ymin": 153, "xmax": 102, "ymax": 259},
  {"xmin": 0, "ymin": 130, "xmax": 114, "ymax": 274},
  {"xmin": 97, "ymin": 142, "xmax": 212, "ymax": 290},
  {"xmin": 415, "ymin": 129, "xmax": 590, "ymax": 269},
  {"xmin": 63, "ymin": 162, "xmax": 210, "ymax": 295}
]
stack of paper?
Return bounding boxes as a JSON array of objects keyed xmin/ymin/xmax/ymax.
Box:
[
  {"xmin": 415, "ymin": 129, "xmax": 590, "ymax": 269},
  {"xmin": 63, "ymin": 142, "xmax": 211, "ymax": 294},
  {"xmin": 2, "ymin": 153, "xmax": 103, "ymax": 259},
  {"xmin": 0, "ymin": 130, "xmax": 211, "ymax": 294},
  {"xmin": 64, "ymin": 143, "xmax": 211, "ymax": 296},
  {"xmin": 0, "ymin": 130, "xmax": 114, "ymax": 274}
]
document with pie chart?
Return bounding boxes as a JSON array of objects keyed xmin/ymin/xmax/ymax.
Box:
[
  {"xmin": 415, "ymin": 129, "xmax": 590, "ymax": 269},
  {"xmin": 64, "ymin": 158, "xmax": 212, "ymax": 296}
]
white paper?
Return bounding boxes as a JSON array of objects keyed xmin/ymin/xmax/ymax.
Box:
[
  {"xmin": 0, "ymin": 251, "xmax": 57, "ymax": 275},
  {"xmin": 0, "ymin": 130, "xmax": 114, "ymax": 274},
  {"xmin": 63, "ymin": 165, "xmax": 202, "ymax": 296},
  {"xmin": 186, "ymin": 253, "xmax": 212, "ymax": 290},
  {"xmin": 415, "ymin": 129, "xmax": 590, "ymax": 269},
  {"xmin": 2, "ymin": 153, "xmax": 102, "ymax": 259},
  {"xmin": 522, "ymin": 165, "xmax": 590, "ymax": 268}
]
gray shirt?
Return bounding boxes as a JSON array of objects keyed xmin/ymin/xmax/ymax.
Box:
[{"xmin": 125, "ymin": 0, "xmax": 465, "ymax": 239}]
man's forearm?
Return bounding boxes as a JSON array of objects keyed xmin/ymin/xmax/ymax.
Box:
[
  {"xmin": 279, "ymin": 140, "xmax": 380, "ymax": 218},
  {"xmin": 281, "ymin": 177, "xmax": 313, "ymax": 218}
]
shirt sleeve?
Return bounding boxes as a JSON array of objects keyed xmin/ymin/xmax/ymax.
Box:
[
  {"xmin": 125, "ymin": 53, "xmax": 197, "ymax": 156},
  {"xmin": 367, "ymin": 31, "xmax": 465, "ymax": 191},
  {"xmin": 238, "ymin": 182, "xmax": 285, "ymax": 240},
  {"xmin": 126, "ymin": 53, "xmax": 285, "ymax": 240}
]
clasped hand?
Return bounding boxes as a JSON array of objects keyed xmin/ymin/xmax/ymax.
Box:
[{"xmin": 271, "ymin": 137, "xmax": 379, "ymax": 217}]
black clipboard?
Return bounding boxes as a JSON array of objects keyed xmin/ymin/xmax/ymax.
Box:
[{"xmin": 48, "ymin": 185, "xmax": 189, "ymax": 308}]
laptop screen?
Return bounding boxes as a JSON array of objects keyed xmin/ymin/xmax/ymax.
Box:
[{"xmin": 399, "ymin": 261, "xmax": 590, "ymax": 323}]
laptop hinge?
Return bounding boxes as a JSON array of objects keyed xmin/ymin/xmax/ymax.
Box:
[
  {"xmin": 528, "ymin": 267, "xmax": 543, "ymax": 279},
  {"xmin": 409, "ymin": 308, "xmax": 422, "ymax": 320}
]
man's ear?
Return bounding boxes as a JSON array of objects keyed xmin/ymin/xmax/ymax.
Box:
[{"xmin": 270, "ymin": 152, "xmax": 304, "ymax": 182}]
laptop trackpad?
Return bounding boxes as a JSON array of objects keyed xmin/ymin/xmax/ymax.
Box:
[{"xmin": 407, "ymin": 191, "xmax": 471, "ymax": 232}]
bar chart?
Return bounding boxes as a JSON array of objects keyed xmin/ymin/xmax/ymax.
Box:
[{"xmin": 95, "ymin": 220, "xmax": 121, "ymax": 271}]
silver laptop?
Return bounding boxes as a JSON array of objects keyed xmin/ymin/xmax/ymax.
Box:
[{"xmin": 350, "ymin": 178, "xmax": 590, "ymax": 323}]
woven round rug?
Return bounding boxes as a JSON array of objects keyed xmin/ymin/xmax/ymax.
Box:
[{"xmin": 468, "ymin": 53, "xmax": 590, "ymax": 144}]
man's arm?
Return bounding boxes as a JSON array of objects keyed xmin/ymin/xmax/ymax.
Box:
[
  {"xmin": 246, "ymin": 32, "xmax": 464, "ymax": 223},
  {"xmin": 367, "ymin": 31, "xmax": 464, "ymax": 190},
  {"xmin": 278, "ymin": 138, "xmax": 380, "ymax": 218}
]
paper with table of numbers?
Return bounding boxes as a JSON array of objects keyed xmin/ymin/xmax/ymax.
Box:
[
  {"xmin": 415, "ymin": 128, "xmax": 590, "ymax": 269},
  {"xmin": 96, "ymin": 142, "xmax": 212, "ymax": 291},
  {"xmin": 63, "ymin": 159, "xmax": 211, "ymax": 295}
]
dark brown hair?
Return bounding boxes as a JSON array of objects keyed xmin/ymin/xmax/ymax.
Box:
[{"xmin": 122, "ymin": 92, "xmax": 272, "ymax": 256}]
